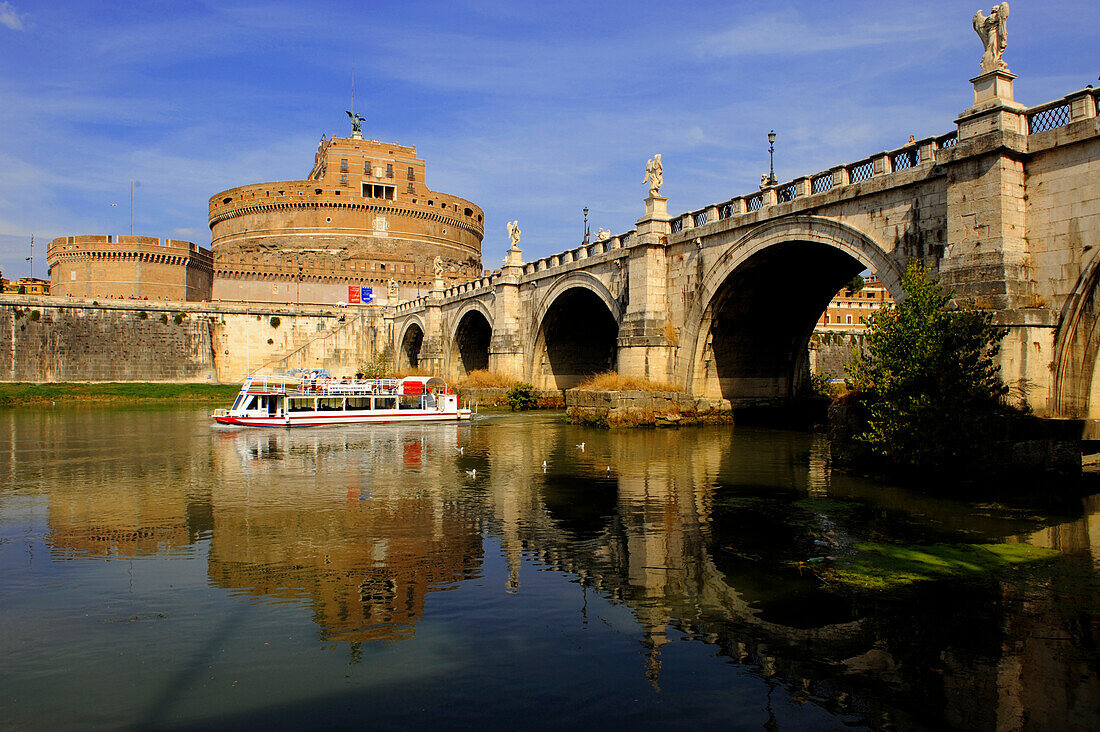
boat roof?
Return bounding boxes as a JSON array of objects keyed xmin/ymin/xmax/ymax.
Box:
[{"xmin": 399, "ymin": 376, "xmax": 448, "ymax": 388}]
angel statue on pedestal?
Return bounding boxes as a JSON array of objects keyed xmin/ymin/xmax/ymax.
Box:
[
  {"xmin": 973, "ymin": 3, "xmax": 1010, "ymax": 73},
  {"xmin": 507, "ymin": 220, "xmax": 522, "ymax": 249},
  {"xmin": 644, "ymin": 154, "xmax": 663, "ymax": 197}
]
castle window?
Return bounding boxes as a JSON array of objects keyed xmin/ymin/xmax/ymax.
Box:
[
  {"xmin": 315, "ymin": 188, "xmax": 322, "ymax": 194},
  {"xmin": 407, "ymin": 167, "xmax": 414, "ymax": 180},
  {"xmin": 340, "ymin": 174, "xmax": 348, "ymax": 186},
  {"xmin": 340, "ymin": 159, "xmax": 348, "ymax": 173},
  {"xmin": 407, "ymin": 182, "xmax": 414, "ymax": 194},
  {"xmin": 386, "ymin": 164, "xmax": 393, "ymax": 178},
  {"xmin": 464, "ymin": 208, "xmax": 472, "ymax": 216},
  {"xmin": 364, "ymin": 160, "xmax": 371, "ymax": 175},
  {"xmin": 441, "ymin": 202, "xmax": 446, "ymax": 209}
]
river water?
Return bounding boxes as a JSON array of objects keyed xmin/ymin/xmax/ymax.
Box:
[{"xmin": 0, "ymin": 408, "xmax": 1097, "ymax": 730}]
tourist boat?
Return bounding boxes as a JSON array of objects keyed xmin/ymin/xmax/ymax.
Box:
[{"xmin": 212, "ymin": 372, "xmax": 472, "ymax": 427}]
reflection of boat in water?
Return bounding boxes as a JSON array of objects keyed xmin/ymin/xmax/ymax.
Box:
[{"xmin": 213, "ymin": 373, "xmax": 472, "ymax": 427}]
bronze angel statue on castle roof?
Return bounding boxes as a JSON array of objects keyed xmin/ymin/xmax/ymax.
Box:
[
  {"xmin": 973, "ymin": 3, "xmax": 1010, "ymax": 73},
  {"xmin": 346, "ymin": 110, "xmax": 365, "ymax": 134}
]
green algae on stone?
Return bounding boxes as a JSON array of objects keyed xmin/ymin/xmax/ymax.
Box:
[{"xmin": 823, "ymin": 542, "xmax": 1059, "ymax": 591}]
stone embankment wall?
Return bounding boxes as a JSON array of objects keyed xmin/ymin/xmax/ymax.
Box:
[
  {"xmin": 809, "ymin": 334, "xmax": 867, "ymax": 380},
  {"xmin": 565, "ymin": 389, "xmax": 733, "ymax": 428},
  {"xmin": 0, "ymin": 295, "xmax": 385, "ymax": 383},
  {"xmin": 454, "ymin": 387, "xmax": 565, "ymax": 409}
]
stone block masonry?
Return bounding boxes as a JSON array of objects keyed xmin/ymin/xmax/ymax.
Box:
[{"xmin": 1, "ymin": 295, "xmax": 387, "ymax": 384}]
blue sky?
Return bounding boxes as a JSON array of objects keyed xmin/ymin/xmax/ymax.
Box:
[{"xmin": 0, "ymin": 0, "xmax": 1096, "ymax": 279}]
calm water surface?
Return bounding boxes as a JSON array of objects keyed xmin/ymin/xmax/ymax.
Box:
[{"xmin": 1, "ymin": 408, "xmax": 1097, "ymax": 730}]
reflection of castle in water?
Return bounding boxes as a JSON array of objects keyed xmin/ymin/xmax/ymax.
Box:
[{"xmin": 207, "ymin": 425, "xmax": 483, "ymax": 643}]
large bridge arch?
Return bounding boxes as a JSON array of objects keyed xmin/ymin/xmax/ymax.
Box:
[
  {"xmin": 396, "ymin": 315, "xmax": 427, "ymax": 372},
  {"xmin": 447, "ymin": 300, "xmax": 494, "ymax": 380},
  {"xmin": 1051, "ymin": 253, "xmax": 1100, "ymax": 419},
  {"xmin": 528, "ymin": 272, "xmax": 622, "ymax": 389},
  {"xmin": 679, "ymin": 216, "xmax": 905, "ymax": 402}
]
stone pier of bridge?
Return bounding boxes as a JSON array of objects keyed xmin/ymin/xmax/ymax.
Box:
[{"xmin": 385, "ymin": 65, "xmax": 1098, "ymax": 424}]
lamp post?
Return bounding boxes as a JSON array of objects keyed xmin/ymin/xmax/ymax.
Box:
[
  {"xmin": 767, "ymin": 131, "xmax": 777, "ymax": 186},
  {"xmin": 297, "ymin": 261, "xmax": 303, "ymax": 306},
  {"xmin": 583, "ymin": 207, "xmax": 590, "ymax": 244}
]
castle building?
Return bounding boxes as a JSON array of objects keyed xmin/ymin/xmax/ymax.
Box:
[
  {"xmin": 46, "ymin": 235, "xmax": 213, "ymax": 301},
  {"xmin": 208, "ymin": 126, "xmax": 484, "ymax": 305}
]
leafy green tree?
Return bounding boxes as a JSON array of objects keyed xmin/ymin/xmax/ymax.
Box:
[
  {"xmin": 845, "ymin": 262, "xmax": 1008, "ymax": 471},
  {"xmin": 846, "ymin": 274, "xmax": 865, "ymax": 293},
  {"xmin": 359, "ymin": 352, "xmax": 391, "ymax": 379}
]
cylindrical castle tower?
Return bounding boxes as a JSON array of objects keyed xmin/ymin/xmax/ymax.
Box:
[{"xmin": 209, "ymin": 130, "xmax": 484, "ymax": 304}]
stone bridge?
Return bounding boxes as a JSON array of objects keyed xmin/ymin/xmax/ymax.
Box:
[{"xmin": 389, "ymin": 70, "xmax": 1099, "ymax": 420}]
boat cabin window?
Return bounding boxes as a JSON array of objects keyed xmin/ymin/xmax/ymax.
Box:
[
  {"xmin": 231, "ymin": 394, "xmax": 246, "ymax": 411},
  {"xmin": 375, "ymin": 396, "xmax": 396, "ymax": 410},
  {"xmin": 346, "ymin": 397, "xmax": 372, "ymax": 410},
  {"xmin": 399, "ymin": 396, "xmax": 421, "ymax": 410},
  {"xmin": 317, "ymin": 398, "xmax": 343, "ymax": 411},
  {"xmin": 288, "ymin": 398, "xmax": 312, "ymax": 413}
]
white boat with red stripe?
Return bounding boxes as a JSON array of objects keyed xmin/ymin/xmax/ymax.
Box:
[{"xmin": 213, "ymin": 373, "xmax": 472, "ymax": 427}]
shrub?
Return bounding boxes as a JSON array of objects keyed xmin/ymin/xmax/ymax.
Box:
[
  {"xmin": 845, "ymin": 261, "xmax": 1008, "ymax": 472},
  {"xmin": 359, "ymin": 352, "xmax": 391, "ymax": 379},
  {"xmin": 138, "ymin": 310, "xmax": 148, "ymax": 319},
  {"xmin": 506, "ymin": 383, "xmax": 537, "ymax": 411},
  {"xmin": 267, "ymin": 338, "xmax": 274, "ymax": 345},
  {"xmin": 13, "ymin": 308, "xmax": 23, "ymax": 319},
  {"xmin": 91, "ymin": 300, "xmax": 98, "ymax": 306},
  {"xmin": 173, "ymin": 313, "xmax": 184, "ymax": 325},
  {"xmin": 29, "ymin": 310, "xmax": 40, "ymax": 321},
  {"xmin": 269, "ymin": 316, "xmax": 280, "ymax": 328},
  {"xmin": 159, "ymin": 313, "xmax": 168, "ymax": 324}
]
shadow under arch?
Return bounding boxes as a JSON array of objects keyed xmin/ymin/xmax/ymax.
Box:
[
  {"xmin": 678, "ymin": 216, "xmax": 904, "ymax": 401},
  {"xmin": 397, "ymin": 317, "xmax": 426, "ymax": 371},
  {"xmin": 528, "ymin": 272, "xmax": 622, "ymax": 389},
  {"xmin": 1050, "ymin": 251, "xmax": 1100, "ymax": 418},
  {"xmin": 447, "ymin": 300, "xmax": 494, "ymax": 380}
]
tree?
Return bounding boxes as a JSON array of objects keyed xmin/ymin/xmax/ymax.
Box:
[
  {"xmin": 846, "ymin": 274, "xmax": 865, "ymax": 293},
  {"xmin": 845, "ymin": 262, "xmax": 1008, "ymax": 472}
]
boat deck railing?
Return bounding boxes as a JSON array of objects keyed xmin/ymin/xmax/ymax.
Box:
[{"xmin": 242, "ymin": 376, "xmax": 404, "ymax": 397}]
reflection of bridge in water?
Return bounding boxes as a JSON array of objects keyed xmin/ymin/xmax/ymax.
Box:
[{"xmin": 25, "ymin": 408, "xmax": 1098, "ymax": 729}]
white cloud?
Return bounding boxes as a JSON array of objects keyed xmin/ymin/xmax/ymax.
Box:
[{"xmin": 0, "ymin": 2, "xmax": 25, "ymax": 31}]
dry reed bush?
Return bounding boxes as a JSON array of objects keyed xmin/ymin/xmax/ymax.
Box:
[
  {"xmin": 574, "ymin": 371, "xmax": 685, "ymax": 392},
  {"xmin": 456, "ymin": 370, "xmax": 517, "ymax": 388},
  {"xmin": 662, "ymin": 321, "xmax": 679, "ymax": 347}
]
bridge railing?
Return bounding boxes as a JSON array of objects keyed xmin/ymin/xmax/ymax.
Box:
[
  {"xmin": 1025, "ymin": 87, "xmax": 1098, "ymax": 135},
  {"xmin": 679, "ymin": 131, "xmax": 965, "ymax": 234},
  {"xmin": 522, "ymin": 230, "xmax": 633, "ymax": 276}
]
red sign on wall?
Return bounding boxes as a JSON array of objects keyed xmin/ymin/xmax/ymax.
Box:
[{"xmin": 348, "ymin": 286, "xmax": 361, "ymax": 304}]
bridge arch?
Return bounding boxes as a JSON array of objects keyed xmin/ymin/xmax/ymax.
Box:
[
  {"xmin": 448, "ymin": 300, "xmax": 494, "ymax": 380},
  {"xmin": 679, "ymin": 216, "xmax": 904, "ymax": 402},
  {"xmin": 397, "ymin": 315, "xmax": 426, "ymax": 371},
  {"xmin": 529, "ymin": 272, "xmax": 622, "ymax": 389},
  {"xmin": 1051, "ymin": 253, "xmax": 1100, "ymax": 419}
]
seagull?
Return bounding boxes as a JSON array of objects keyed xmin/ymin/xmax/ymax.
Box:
[
  {"xmin": 606, "ymin": 466, "xmax": 611, "ymax": 474},
  {"xmin": 465, "ymin": 468, "xmax": 477, "ymax": 478},
  {"xmin": 455, "ymin": 446, "xmax": 464, "ymax": 454},
  {"xmin": 576, "ymin": 442, "xmax": 585, "ymax": 451},
  {"xmin": 542, "ymin": 460, "xmax": 548, "ymax": 471}
]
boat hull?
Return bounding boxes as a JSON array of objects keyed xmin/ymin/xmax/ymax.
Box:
[{"xmin": 214, "ymin": 409, "xmax": 473, "ymax": 428}]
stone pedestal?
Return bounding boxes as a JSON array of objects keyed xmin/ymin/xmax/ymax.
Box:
[
  {"xmin": 957, "ymin": 69, "xmax": 1028, "ymax": 139},
  {"xmin": 489, "ymin": 246, "xmax": 527, "ymax": 381},
  {"xmin": 618, "ymin": 194, "xmax": 675, "ymax": 382}
]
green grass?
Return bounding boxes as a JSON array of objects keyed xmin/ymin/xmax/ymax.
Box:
[
  {"xmin": 0, "ymin": 382, "xmax": 241, "ymax": 407},
  {"xmin": 821, "ymin": 542, "xmax": 1060, "ymax": 591}
]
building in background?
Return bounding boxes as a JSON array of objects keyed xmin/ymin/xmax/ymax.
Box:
[
  {"xmin": 47, "ymin": 235, "xmax": 214, "ymax": 301},
  {"xmin": 2, "ymin": 277, "xmax": 51, "ymax": 295},
  {"xmin": 208, "ymin": 123, "xmax": 484, "ymax": 305},
  {"xmin": 815, "ymin": 274, "xmax": 894, "ymax": 333}
]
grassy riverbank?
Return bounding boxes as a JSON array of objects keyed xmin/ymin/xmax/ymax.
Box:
[{"xmin": 0, "ymin": 383, "xmax": 240, "ymax": 407}]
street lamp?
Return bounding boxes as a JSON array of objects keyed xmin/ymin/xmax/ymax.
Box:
[
  {"xmin": 297, "ymin": 262, "xmax": 303, "ymax": 305},
  {"xmin": 583, "ymin": 207, "xmax": 590, "ymax": 244},
  {"xmin": 767, "ymin": 131, "xmax": 777, "ymax": 186}
]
